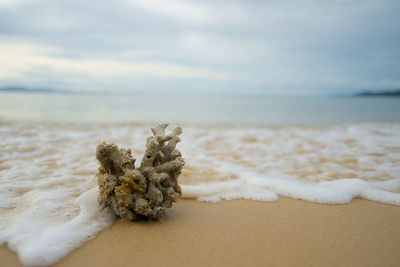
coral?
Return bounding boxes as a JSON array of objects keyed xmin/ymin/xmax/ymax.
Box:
[{"xmin": 96, "ymin": 123, "xmax": 185, "ymax": 220}]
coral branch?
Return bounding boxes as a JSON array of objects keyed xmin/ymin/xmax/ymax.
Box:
[{"xmin": 96, "ymin": 124, "xmax": 185, "ymax": 220}]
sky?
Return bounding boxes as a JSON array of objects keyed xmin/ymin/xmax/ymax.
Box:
[{"xmin": 0, "ymin": 0, "xmax": 399, "ymax": 95}]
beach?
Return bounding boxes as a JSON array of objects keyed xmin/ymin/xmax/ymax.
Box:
[
  {"xmin": 2, "ymin": 198, "xmax": 400, "ymax": 267},
  {"xmin": 1, "ymin": 0, "xmax": 400, "ymax": 265},
  {"xmin": 1, "ymin": 94, "xmax": 400, "ymax": 266}
]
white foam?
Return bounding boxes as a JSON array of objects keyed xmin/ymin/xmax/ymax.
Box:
[
  {"xmin": 0, "ymin": 122, "xmax": 400, "ymax": 266},
  {"xmin": 180, "ymin": 123, "xmax": 400, "ymax": 205},
  {"xmin": 15, "ymin": 188, "xmax": 114, "ymax": 266},
  {"xmin": 0, "ymin": 124, "xmax": 117, "ymax": 266}
]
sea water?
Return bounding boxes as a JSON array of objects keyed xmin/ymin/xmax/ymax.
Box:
[{"xmin": 0, "ymin": 92, "xmax": 400, "ymax": 265}]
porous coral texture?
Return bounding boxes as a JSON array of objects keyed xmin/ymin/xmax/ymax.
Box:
[{"xmin": 96, "ymin": 123, "xmax": 184, "ymax": 220}]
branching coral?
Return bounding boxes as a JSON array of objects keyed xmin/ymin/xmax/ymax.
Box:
[{"xmin": 96, "ymin": 123, "xmax": 184, "ymax": 220}]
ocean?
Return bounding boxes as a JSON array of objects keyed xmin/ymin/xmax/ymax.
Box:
[
  {"xmin": 1, "ymin": 92, "xmax": 400, "ymax": 265},
  {"xmin": 1, "ymin": 92, "xmax": 400, "ymax": 125}
]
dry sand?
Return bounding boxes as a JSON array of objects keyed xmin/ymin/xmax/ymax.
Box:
[{"xmin": 1, "ymin": 198, "xmax": 400, "ymax": 267}]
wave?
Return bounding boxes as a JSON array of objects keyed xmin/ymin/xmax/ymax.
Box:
[{"xmin": 0, "ymin": 122, "xmax": 399, "ymax": 265}]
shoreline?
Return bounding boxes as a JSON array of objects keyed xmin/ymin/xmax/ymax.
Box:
[{"xmin": 2, "ymin": 198, "xmax": 400, "ymax": 267}]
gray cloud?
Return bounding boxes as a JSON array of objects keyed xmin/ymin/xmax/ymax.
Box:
[{"xmin": 0, "ymin": 0, "xmax": 399, "ymax": 95}]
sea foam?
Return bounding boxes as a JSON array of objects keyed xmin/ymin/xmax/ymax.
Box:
[{"xmin": 0, "ymin": 122, "xmax": 399, "ymax": 265}]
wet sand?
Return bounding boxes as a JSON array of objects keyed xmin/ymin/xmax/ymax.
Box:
[{"xmin": 1, "ymin": 198, "xmax": 400, "ymax": 267}]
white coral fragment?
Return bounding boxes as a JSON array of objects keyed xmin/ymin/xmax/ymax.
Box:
[{"xmin": 96, "ymin": 124, "xmax": 185, "ymax": 220}]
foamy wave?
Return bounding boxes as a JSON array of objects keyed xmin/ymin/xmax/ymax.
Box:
[
  {"xmin": 13, "ymin": 188, "xmax": 114, "ymax": 266},
  {"xmin": 180, "ymin": 124, "xmax": 400, "ymax": 204},
  {"xmin": 0, "ymin": 122, "xmax": 399, "ymax": 265}
]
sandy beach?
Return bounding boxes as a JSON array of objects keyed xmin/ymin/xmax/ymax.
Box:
[
  {"xmin": 1, "ymin": 0, "xmax": 400, "ymax": 265},
  {"xmin": 1, "ymin": 198, "xmax": 399, "ymax": 267}
]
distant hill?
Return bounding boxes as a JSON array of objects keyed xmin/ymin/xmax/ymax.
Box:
[
  {"xmin": 0, "ymin": 86, "xmax": 58, "ymax": 93},
  {"xmin": 0, "ymin": 86, "xmax": 95, "ymax": 95},
  {"xmin": 0, "ymin": 87, "xmax": 138, "ymax": 95},
  {"xmin": 356, "ymin": 89, "xmax": 400, "ymax": 97}
]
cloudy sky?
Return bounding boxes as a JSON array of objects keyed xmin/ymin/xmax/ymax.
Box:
[{"xmin": 0, "ymin": 0, "xmax": 399, "ymax": 95}]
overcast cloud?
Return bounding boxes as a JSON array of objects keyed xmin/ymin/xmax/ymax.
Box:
[{"xmin": 0, "ymin": 0, "xmax": 399, "ymax": 95}]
